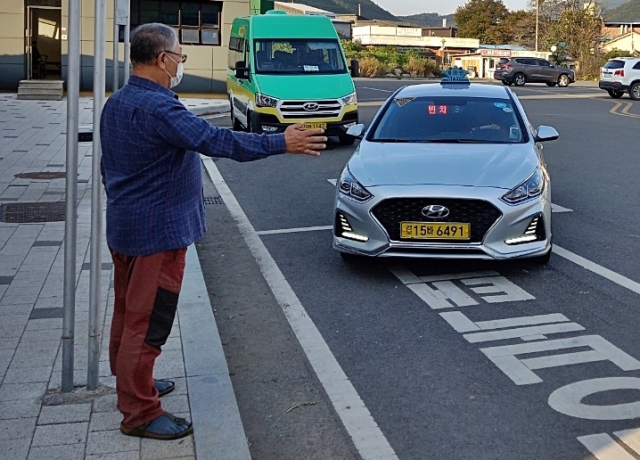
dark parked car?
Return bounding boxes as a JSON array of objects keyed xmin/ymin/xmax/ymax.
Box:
[{"xmin": 494, "ymin": 57, "xmax": 575, "ymax": 87}]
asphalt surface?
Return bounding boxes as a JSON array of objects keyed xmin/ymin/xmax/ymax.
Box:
[{"xmin": 199, "ymin": 79, "xmax": 640, "ymax": 460}]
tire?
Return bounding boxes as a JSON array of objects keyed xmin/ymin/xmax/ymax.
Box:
[
  {"xmin": 501, "ymin": 80, "xmax": 510, "ymax": 86},
  {"xmin": 630, "ymin": 82, "xmax": 640, "ymax": 101},
  {"xmin": 557, "ymin": 74, "xmax": 570, "ymax": 87},
  {"xmin": 530, "ymin": 245, "xmax": 552, "ymax": 265},
  {"xmin": 338, "ymin": 134, "xmax": 356, "ymax": 146},
  {"xmin": 514, "ymin": 73, "xmax": 526, "ymax": 86},
  {"xmin": 607, "ymin": 89, "xmax": 624, "ymax": 99},
  {"xmin": 230, "ymin": 103, "xmax": 243, "ymax": 131},
  {"xmin": 546, "ymin": 82, "xmax": 557, "ymax": 87},
  {"xmin": 340, "ymin": 252, "xmax": 363, "ymax": 263}
]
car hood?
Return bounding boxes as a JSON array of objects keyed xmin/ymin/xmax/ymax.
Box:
[
  {"xmin": 348, "ymin": 141, "xmax": 540, "ymax": 190},
  {"xmin": 254, "ymin": 74, "xmax": 354, "ymax": 100}
]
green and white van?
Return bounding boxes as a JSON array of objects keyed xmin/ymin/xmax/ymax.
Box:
[{"xmin": 227, "ymin": 11, "xmax": 359, "ymax": 145}]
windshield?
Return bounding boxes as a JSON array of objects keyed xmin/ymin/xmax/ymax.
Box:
[
  {"xmin": 254, "ymin": 39, "xmax": 347, "ymax": 75},
  {"xmin": 370, "ymin": 96, "xmax": 526, "ymax": 144}
]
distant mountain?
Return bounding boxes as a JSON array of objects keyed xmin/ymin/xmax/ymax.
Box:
[
  {"xmin": 398, "ymin": 12, "xmax": 456, "ymax": 28},
  {"xmin": 605, "ymin": 0, "xmax": 640, "ymax": 21},
  {"xmin": 280, "ymin": 0, "xmax": 399, "ymax": 21}
]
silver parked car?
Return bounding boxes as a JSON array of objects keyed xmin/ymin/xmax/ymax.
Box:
[{"xmin": 333, "ymin": 78, "xmax": 559, "ymax": 263}]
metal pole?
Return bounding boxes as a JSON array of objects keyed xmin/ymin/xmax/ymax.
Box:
[
  {"xmin": 87, "ymin": 0, "xmax": 107, "ymax": 391},
  {"xmin": 62, "ymin": 0, "xmax": 80, "ymax": 393},
  {"xmin": 112, "ymin": 9, "xmax": 119, "ymax": 91},
  {"xmin": 535, "ymin": 0, "xmax": 539, "ymax": 52},
  {"xmin": 123, "ymin": 0, "xmax": 130, "ymax": 85}
]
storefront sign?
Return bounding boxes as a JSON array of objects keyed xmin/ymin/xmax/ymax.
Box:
[{"xmin": 480, "ymin": 49, "xmax": 512, "ymax": 57}]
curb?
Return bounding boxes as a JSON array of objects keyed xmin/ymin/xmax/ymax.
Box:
[{"xmin": 180, "ymin": 244, "xmax": 251, "ymax": 460}]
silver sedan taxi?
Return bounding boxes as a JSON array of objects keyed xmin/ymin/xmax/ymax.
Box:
[{"xmin": 333, "ymin": 72, "xmax": 559, "ymax": 263}]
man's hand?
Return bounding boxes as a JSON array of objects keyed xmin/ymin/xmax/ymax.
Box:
[{"xmin": 284, "ymin": 124, "xmax": 328, "ymax": 156}]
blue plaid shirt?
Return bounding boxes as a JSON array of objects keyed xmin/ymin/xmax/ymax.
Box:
[{"xmin": 100, "ymin": 75, "xmax": 286, "ymax": 256}]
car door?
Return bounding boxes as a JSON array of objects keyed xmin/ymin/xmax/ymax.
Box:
[
  {"xmin": 537, "ymin": 59, "xmax": 555, "ymax": 82},
  {"xmin": 517, "ymin": 58, "xmax": 536, "ymax": 81}
]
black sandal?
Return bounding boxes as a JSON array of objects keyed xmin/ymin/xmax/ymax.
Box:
[{"xmin": 120, "ymin": 412, "xmax": 193, "ymax": 440}]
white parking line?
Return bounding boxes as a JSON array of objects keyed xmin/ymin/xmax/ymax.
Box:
[
  {"xmin": 257, "ymin": 225, "xmax": 333, "ymax": 235},
  {"xmin": 553, "ymin": 245, "xmax": 640, "ymax": 296},
  {"xmin": 360, "ymin": 87, "xmax": 396, "ymax": 93},
  {"xmin": 201, "ymin": 156, "xmax": 398, "ymax": 460}
]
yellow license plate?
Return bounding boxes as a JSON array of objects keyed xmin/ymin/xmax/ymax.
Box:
[
  {"xmin": 400, "ymin": 222, "xmax": 471, "ymax": 240},
  {"xmin": 301, "ymin": 122, "xmax": 327, "ymax": 130}
]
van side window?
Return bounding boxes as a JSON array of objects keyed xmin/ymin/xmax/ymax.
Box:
[{"xmin": 227, "ymin": 36, "xmax": 246, "ymax": 70}]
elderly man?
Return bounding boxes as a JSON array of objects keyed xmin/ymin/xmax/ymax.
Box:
[{"xmin": 100, "ymin": 23, "xmax": 327, "ymax": 440}]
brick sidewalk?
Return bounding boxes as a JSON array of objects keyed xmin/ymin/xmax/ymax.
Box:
[{"xmin": 0, "ymin": 93, "xmax": 249, "ymax": 460}]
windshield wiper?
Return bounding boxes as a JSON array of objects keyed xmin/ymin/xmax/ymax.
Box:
[{"xmin": 372, "ymin": 138, "xmax": 404, "ymax": 143}]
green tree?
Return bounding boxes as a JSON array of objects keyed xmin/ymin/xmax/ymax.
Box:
[
  {"xmin": 454, "ymin": 0, "xmax": 510, "ymax": 44},
  {"xmin": 501, "ymin": 10, "xmax": 537, "ymax": 48}
]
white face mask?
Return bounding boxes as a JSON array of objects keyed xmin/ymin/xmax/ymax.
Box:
[{"xmin": 164, "ymin": 55, "xmax": 184, "ymax": 88}]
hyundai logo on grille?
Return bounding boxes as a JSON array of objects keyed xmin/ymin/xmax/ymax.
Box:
[
  {"xmin": 422, "ymin": 205, "xmax": 450, "ymax": 219},
  {"xmin": 303, "ymin": 102, "xmax": 319, "ymax": 111}
]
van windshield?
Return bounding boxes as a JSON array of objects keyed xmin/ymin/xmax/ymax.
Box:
[{"xmin": 254, "ymin": 39, "xmax": 347, "ymax": 74}]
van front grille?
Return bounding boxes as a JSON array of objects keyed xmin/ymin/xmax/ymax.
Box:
[{"xmin": 279, "ymin": 100, "xmax": 341, "ymax": 119}]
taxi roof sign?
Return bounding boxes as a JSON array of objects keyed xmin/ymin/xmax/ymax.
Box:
[{"xmin": 441, "ymin": 67, "xmax": 470, "ymax": 85}]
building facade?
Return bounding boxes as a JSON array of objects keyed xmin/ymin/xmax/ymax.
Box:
[{"xmin": 0, "ymin": 0, "xmax": 250, "ymax": 92}]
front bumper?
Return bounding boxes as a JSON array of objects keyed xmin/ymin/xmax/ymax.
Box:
[
  {"xmin": 599, "ymin": 80, "xmax": 629, "ymax": 92},
  {"xmin": 252, "ymin": 111, "xmax": 358, "ymax": 136},
  {"xmin": 332, "ymin": 184, "xmax": 552, "ymax": 261}
]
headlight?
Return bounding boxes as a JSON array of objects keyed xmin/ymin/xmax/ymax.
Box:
[
  {"xmin": 339, "ymin": 167, "xmax": 372, "ymax": 202},
  {"xmin": 501, "ymin": 169, "xmax": 544, "ymax": 205},
  {"xmin": 340, "ymin": 92, "xmax": 357, "ymax": 105},
  {"xmin": 256, "ymin": 93, "xmax": 279, "ymax": 108}
]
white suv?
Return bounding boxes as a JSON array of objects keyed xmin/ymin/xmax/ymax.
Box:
[{"xmin": 599, "ymin": 57, "xmax": 640, "ymax": 100}]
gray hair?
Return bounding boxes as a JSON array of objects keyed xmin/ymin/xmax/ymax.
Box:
[{"xmin": 130, "ymin": 23, "xmax": 179, "ymax": 66}]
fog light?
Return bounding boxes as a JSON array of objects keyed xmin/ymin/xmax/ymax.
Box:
[
  {"xmin": 262, "ymin": 125, "xmax": 278, "ymax": 132},
  {"xmin": 505, "ymin": 215, "xmax": 543, "ymax": 245},
  {"xmin": 336, "ymin": 213, "xmax": 368, "ymax": 242}
]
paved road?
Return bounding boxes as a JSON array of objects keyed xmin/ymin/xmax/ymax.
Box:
[{"xmin": 200, "ymin": 80, "xmax": 640, "ymax": 460}]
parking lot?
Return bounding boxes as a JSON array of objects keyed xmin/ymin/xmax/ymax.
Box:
[{"xmin": 199, "ymin": 78, "xmax": 640, "ymax": 460}]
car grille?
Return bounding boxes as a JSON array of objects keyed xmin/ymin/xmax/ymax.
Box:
[
  {"xmin": 372, "ymin": 198, "xmax": 502, "ymax": 243},
  {"xmin": 279, "ymin": 100, "xmax": 341, "ymax": 119}
]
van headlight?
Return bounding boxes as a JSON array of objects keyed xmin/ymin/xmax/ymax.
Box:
[
  {"xmin": 501, "ymin": 169, "xmax": 544, "ymax": 205},
  {"xmin": 256, "ymin": 93, "xmax": 279, "ymax": 108},
  {"xmin": 339, "ymin": 167, "xmax": 372, "ymax": 202},
  {"xmin": 340, "ymin": 92, "xmax": 357, "ymax": 105}
]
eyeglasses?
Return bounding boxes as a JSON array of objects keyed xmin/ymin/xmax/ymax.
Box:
[{"xmin": 163, "ymin": 50, "xmax": 188, "ymax": 63}]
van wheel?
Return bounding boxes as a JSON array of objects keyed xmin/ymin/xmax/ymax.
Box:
[
  {"xmin": 230, "ymin": 106, "xmax": 242, "ymax": 131},
  {"xmin": 608, "ymin": 90, "xmax": 624, "ymax": 99},
  {"xmin": 338, "ymin": 134, "xmax": 356, "ymax": 146},
  {"xmin": 630, "ymin": 82, "xmax": 640, "ymax": 101},
  {"xmin": 514, "ymin": 73, "xmax": 526, "ymax": 86},
  {"xmin": 557, "ymin": 74, "xmax": 570, "ymax": 87}
]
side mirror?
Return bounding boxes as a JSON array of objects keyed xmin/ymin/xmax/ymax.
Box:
[
  {"xmin": 534, "ymin": 125, "xmax": 559, "ymax": 142},
  {"xmin": 235, "ymin": 62, "xmax": 249, "ymax": 80},
  {"xmin": 346, "ymin": 123, "xmax": 365, "ymax": 139}
]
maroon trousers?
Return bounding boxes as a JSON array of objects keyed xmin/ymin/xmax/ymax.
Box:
[{"xmin": 109, "ymin": 248, "xmax": 187, "ymax": 428}]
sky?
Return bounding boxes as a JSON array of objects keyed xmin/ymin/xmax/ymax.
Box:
[{"xmin": 373, "ymin": 0, "xmax": 530, "ymax": 17}]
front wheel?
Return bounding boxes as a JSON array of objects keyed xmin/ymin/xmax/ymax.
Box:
[
  {"xmin": 630, "ymin": 82, "xmax": 640, "ymax": 101},
  {"xmin": 501, "ymin": 80, "xmax": 511, "ymax": 86},
  {"xmin": 608, "ymin": 89, "xmax": 624, "ymax": 99},
  {"xmin": 557, "ymin": 74, "xmax": 570, "ymax": 87},
  {"xmin": 514, "ymin": 73, "xmax": 526, "ymax": 86},
  {"xmin": 546, "ymin": 82, "xmax": 557, "ymax": 87}
]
